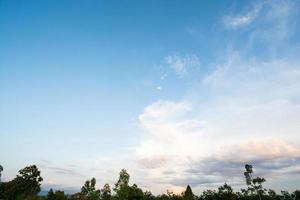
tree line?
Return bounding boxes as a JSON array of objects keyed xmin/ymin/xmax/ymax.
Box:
[{"xmin": 0, "ymin": 164, "xmax": 299, "ymax": 200}]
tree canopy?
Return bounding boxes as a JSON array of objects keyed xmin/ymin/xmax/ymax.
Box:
[{"xmin": 0, "ymin": 164, "xmax": 299, "ymax": 200}]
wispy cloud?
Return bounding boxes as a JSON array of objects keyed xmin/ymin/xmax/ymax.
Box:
[
  {"xmin": 223, "ymin": 0, "xmax": 298, "ymax": 32},
  {"xmin": 223, "ymin": 2, "xmax": 263, "ymax": 29},
  {"xmin": 38, "ymin": 164, "xmax": 85, "ymax": 177},
  {"xmin": 165, "ymin": 55, "xmax": 200, "ymax": 77}
]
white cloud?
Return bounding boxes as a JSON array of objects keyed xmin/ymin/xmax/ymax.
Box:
[
  {"xmin": 137, "ymin": 100, "xmax": 207, "ymax": 160},
  {"xmin": 134, "ymin": 50, "xmax": 300, "ymax": 192},
  {"xmin": 135, "ymin": 0, "xmax": 300, "ymax": 193},
  {"xmin": 223, "ymin": 0, "xmax": 297, "ymax": 32},
  {"xmin": 224, "ymin": 14, "xmax": 255, "ymax": 29},
  {"xmin": 223, "ymin": 2, "xmax": 263, "ymax": 29},
  {"xmin": 165, "ymin": 55, "xmax": 200, "ymax": 77},
  {"xmin": 156, "ymin": 86, "xmax": 162, "ymax": 90},
  {"xmin": 135, "ymin": 100, "xmax": 210, "ymax": 192},
  {"xmin": 134, "ymin": 0, "xmax": 300, "ymax": 193}
]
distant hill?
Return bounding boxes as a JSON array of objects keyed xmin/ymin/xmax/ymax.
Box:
[{"xmin": 39, "ymin": 187, "xmax": 78, "ymax": 196}]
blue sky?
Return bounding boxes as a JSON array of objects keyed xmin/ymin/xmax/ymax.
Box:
[{"xmin": 1, "ymin": 0, "xmax": 300, "ymax": 194}]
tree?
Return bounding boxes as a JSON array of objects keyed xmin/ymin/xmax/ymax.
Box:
[
  {"xmin": 243, "ymin": 164, "xmax": 266, "ymax": 200},
  {"xmin": 100, "ymin": 184, "xmax": 111, "ymax": 200},
  {"xmin": 166, "ymin": 190, "xmax": 183, "ymax": 200},
  {"xmin": 217, "ymin": 183, "xmax": 237, "ymax": 200},
  {"xmin": 155, "ymin": 194, "xmax": 170, "ymax": 200},
  {"xmin": 25, "ymin": 195, "xmax": 47, "ymax": 200},
  {"xmin": 0, "ymin": 165, "xmax": 3, "ymax": 183},
  {"xmin": 81, "ymin": 178, "xmax": 101, "ymax": 200},
  {"xmin": 183, "ymin": 185, "xmax": 195, "ymax": 200},
  {"xmin": 47, "ymin": 189, "xmax": 55, "ymax": 200},
  {"xmin": 114, "ymin": 169, "xmax": 130, "ymax": 190},
  {"xmin": 281, "ymin": 191, "xmax": 294, "ymax": 200},
  {"xmin": 69, "ymin": 192, "xmax": 87, "ymax": 200},
  {"xmin": 0, "ymin": 165, "xmax": 43, "ymax": 200},
  {"xmin": 143, "ymin": 191, "xmax": 155, "ymax": 200},
  {"xmin": 17, "ymin": 165, "xmax": 43, "ymax": 195},
  {"xmin": 128, "ymin": 184, "xmax": 144, "ymax": 200},
  {"xmin": 294, "ymin": 190, "xmax": 300, "ymax": 200},
  {"xmin": 199, "ymin": 189, "xmax": 218, "ymax": 200},
  {"xmin": 113, "ymin": 169, "xmax": 130, "ymax": 200},
  {"xmin": 47, "ymin": 189, "xmax": 68, "ymax": 200}
]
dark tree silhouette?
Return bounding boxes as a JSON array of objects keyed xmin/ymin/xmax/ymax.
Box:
[
  {"xmin": 47, "ymin": 188, "xmax": 68, "ymax": 200},
  {"xmin": 0, "ymin": 165, "xmax": 43, "ymax": 200},
  {"xmin": 114, "ymin": 169, "xmax": 131, "ymax": 200},
  {"xmin": 81, "ymin": 177, "xmax": 101, "ymax": 200},
  {"xmin": 100, "ymin": 183, "xmax": 111, "ymax": 200},
  {"xmin": 243, "ymin": 164, "xmax": 266, "ymax": 200},
  {"xmin": 0, "ymin": 164, "xmax": 298, "ymax": 200},
  {"xmin": 0, "ymin": 165, "xmax": 3, "ymax": 183},
  {"xmin": 183, "ymin": 185, "xmax": 195, "ymax": 200}
]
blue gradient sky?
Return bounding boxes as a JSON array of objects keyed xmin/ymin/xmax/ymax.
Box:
[{"xmin": 1, "ymin": 0, "xmax": 300, "ymax": 194}]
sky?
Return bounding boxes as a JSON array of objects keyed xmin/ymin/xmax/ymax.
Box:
[{"xmin": 1, "ymin": 0, "xmax": 300, "ymax": 194}]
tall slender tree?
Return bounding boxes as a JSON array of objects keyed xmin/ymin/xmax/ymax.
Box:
[
  {"xmin": 81, "ymin": 177, "xmax": 101, "ymax": 200},
  {"xmin": 0, "ymin": 165, "xmax": 3, "ymax": 183},
  {"xmin": 244, "ymin": 164, "xmax": 266, "ymax": 200},
  {"xmin": 100, "ymin": 183, "xmax": 111, "ymax": 200},
  {"xmin": 183, "ymin": 185, "xmax": 195, "ymax": 200},
  {"xmin": 114, "ymin": 169, "xmax": 130, "ymax": 200}
]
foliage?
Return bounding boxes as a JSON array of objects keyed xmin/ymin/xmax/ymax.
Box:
[
  {"xmin": 243, "ymin": 164, "xmax": 266, "ymax": 199},
  {"xmin": 0, "ymin": 165, "xmax": 43, "ymax": 200},
  {"xmin": 100, "ymin": 184, "xmax": 111, "ymax": 200},
  {"xmin": 81, "ymin": 178, "xmax": 101, "ymax": 200},
  {"xmin": 113, "ymin": 169, "xmax": 131, "ymax": 200},
  {"xmin": 47, "ymin": 189, "xmax": 68, "ymax": 200},
  {"xmin": 69, "ymin": 192, "xmax": 87, "ymax": 200},
  {"xmin": 0, "ymin": 164, "xmax": 299, "ymax": 200},
  {"xmin": 183, "ymin": 185, "xmax": 195, "ymax": 200},
  {"xmin": 0, "ymin": 165, "xmax": 3, "ymax": 183},
  {"xmin": 143, "ymin": 191, "xmax": 155, "ymax": 200}
]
